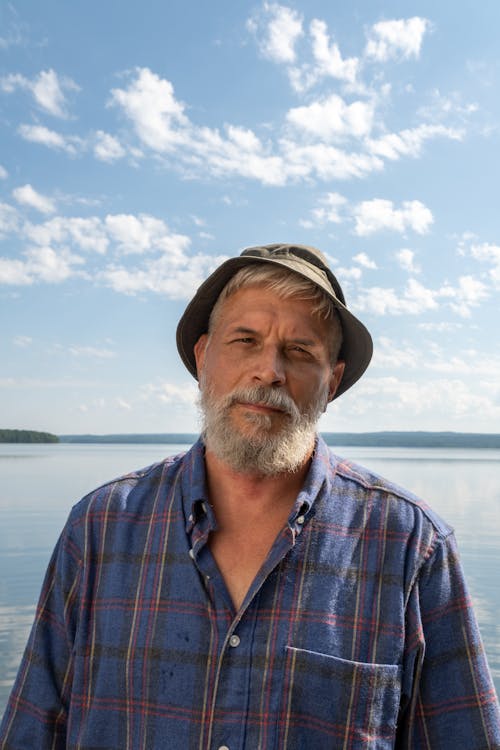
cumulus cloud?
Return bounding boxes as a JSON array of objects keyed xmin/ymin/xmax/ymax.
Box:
[
  {"xmin": 247, "ymin": 2, "xmax": 303, "ymax": 64},
  {"xmin": 353, "ymin": 252, "xmax": 377, "ymax": 269},
  {"xmin": 356, "ymin": 278, "xmax": 439, "ymax": 315},
  {"xmin": 289, "ymin": 18, "xmax": 359, "ymax": 92},
  {"xmin": 18, "ymin": 124, "xmax": 83, "ymax": 155},
  {"xmin": 93, "ymin": 131, "xmax": 126, "ymax": 162},
  {"xmin": 367, "ymin": 124, "xmax": 463, "ymax": 160},
  {"xmin": 439, "ymin": 275, "xmax": 489, "ymax": 316},
  {"xmin": 0, "ymin": 165, "xmax": 8, "ymax": 179},
  {"xmin": 351, "ymin": 376, "xmax": 500, "ymax": 422},
  {"xmin": 302, "ymin": 194, "xmax": 433, "ymax": 235},
  {"xmin": 470, "ymin": 242, "xmax": 500, "ymax": 288},
  {"xmin": 24, "ymin": 216, "xmax": 109, "ymax": 253},
  {"xmin": 0, "ymin": 68, "xmax": 79, "ymax": 117},
  {"xmin": 0, "ymin": 202, "xmax": 20, "ymax": 237},
  {"xmin": 301, "ymin": 192, "xmax": 348, "ymax": 227},
  {"xmin": 0, "ymin": 245, "xmax": 85, "ymax": 286},
  {"xmin": 355, "ymin": 273, "xmax": 488, "ymax": 318},
  {"xmin": 142, "ymin": 381, "xmax": 198, "ymax": 406},
  {"xmin": 365, "ymin": 17, "xmax": 430, "ymax": 62},
  {"xmin": 396, "ymin": 248, "xmax": 420, "ymax": 274},
  {"xmin": 104, "ymin": 213, "xmax": 190, "ymax": 258},
  {"xmin": 12, "ymin": 184, "xmax": 56, "ymax": 214},
  {"xmin": 286, "ymin": 94, "xmax": 374, "ymax": 140},
  {"xmin": 353, "ymin": 198, "xmax": 433, "ymax": 236},
  {"xmin": 99, "ymin": 252, "xmax": 227, "ymax": 298}
]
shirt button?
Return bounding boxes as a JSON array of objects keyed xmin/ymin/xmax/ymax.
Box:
[
  {"xmin": 188, "ymin": 548, "xmax": 195, "ymax": 559},
  {"xmin": 229, "ymin": 634, "xmax": 240, "ymax": 648},
  {"xmin": 296, "ymin": 515, "xmax": 305, "ymax": 525},
  {"xmin": 218, "ymin": 746, "xmax": 230, "ymax": 750}
]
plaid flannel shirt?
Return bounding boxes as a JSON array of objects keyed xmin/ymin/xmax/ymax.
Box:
[{"xmin": 1, "ymin": 437, "xmax": 499, "ymax": 749}]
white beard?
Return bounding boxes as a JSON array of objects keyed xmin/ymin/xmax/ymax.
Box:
[{"xmin": 198, "ymin": 382, "xmax": 328, "ymax": 476}]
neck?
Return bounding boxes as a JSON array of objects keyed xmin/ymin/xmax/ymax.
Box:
[{"xmin": 203, "ymin": 445, "xmax": 313, "ymax": 518}]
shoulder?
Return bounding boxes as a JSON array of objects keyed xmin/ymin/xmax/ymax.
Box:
[
  {"xmin": 67, "ymin": 449, "xmax": 190, "ymax": 525},
  {"xmin": 330, "ymin": 452, "xmax": 452, "ymax": 538}
]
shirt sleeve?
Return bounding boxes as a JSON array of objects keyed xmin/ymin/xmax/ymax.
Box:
[
  {"xmin": 397, "ymin": 531, "xmax": 500, "ymax": 749},
  {"xmin": 0, "ymin": 517, "xmax": 82, "ymax": 749}
]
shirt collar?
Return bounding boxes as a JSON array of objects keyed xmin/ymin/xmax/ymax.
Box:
[{"xmin": 181, "ymin": 434, "xmax": 333, "ymax": 535}]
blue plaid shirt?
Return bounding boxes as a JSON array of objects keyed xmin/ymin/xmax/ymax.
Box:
[{"xmin": 1, "ymin": 437, "xmax": 499, "ymax": 749}]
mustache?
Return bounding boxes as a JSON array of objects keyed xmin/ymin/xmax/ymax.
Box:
[{"xmin": 225, "ymin": 385, "xmax": 301, "ymax": 419}]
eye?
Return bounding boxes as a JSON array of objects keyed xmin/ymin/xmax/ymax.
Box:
[
  {"xmin": 288, "ymin": 345, "xmax": 313, "ymax": 359},
  {"xmin": 231, "ymin": 337, "xmax": 254, "ymax": 344}
]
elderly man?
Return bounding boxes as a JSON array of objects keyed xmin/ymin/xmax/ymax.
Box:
[{"xmin": 1, "ymin": 243, "xmax": 499, "ymax": 749}]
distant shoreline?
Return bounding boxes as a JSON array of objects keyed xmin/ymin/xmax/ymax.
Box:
[
  {"xmin": 57, "ymin": 432, "xmax": 500, "ymax": 449},
  {"xmin": 2, "ymin": 430, "xmax": 500, "ymax": 449}
]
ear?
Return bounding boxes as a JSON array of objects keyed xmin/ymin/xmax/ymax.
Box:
[
  {"xmin": 327, "ymin": 360, "xmax": 345, "ymax": 403},
  {"xmin": 193, "ymin": 334, "xmax": 209, "ymax": 380}
]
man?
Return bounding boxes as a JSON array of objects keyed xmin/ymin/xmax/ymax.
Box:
[{"xmin": 1, "ymin": 243, "xmax": 499, "ymax": 749}]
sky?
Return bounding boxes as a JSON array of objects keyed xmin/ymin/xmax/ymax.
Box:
[{"xmin": 1, "ymin": 0, "xmax": 499, "ymax": 436}]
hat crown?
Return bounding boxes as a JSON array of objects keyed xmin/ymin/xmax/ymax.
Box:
[{"xmin": 240, "ymin": 243, "xmax": 346, "ymax": 305}]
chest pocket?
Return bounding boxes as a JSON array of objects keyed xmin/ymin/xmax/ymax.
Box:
[{"xmin": 277, "ymin": 646, "xmax": 401, "ymax": 749}]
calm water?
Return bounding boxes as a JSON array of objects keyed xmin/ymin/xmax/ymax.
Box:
[{"xmin": 1, "ymin": 442, "xmax": 499, "ymax": 721}]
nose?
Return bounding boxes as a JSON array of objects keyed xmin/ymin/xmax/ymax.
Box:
[{"xmin": 251, "ymin": 345, "xmax": 286, "ymax": 387}]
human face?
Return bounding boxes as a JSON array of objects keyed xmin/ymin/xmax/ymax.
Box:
[{"xmin": 194, "ymin": 285, "xmax": 345, "ymax": 441}]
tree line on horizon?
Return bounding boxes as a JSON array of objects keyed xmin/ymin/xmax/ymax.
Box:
[{"xmin": 0, "ymin": 429, "xmax": 59, "ymax": 443}]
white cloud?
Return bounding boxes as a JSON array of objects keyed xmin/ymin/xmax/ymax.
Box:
[
  {"xmin": 0, "ymin": 165, "xmax": 7, "ymax": 179},
  {"xmin": 93, "ymin": 131, "xmax": 126, "ymax": 162},
  {"xmin": 305, "ymin": 192, "xmax": 347, "ymax": 226},
  {"xmin": 12, "ymin": 184, "xmax": 56, "ymax": 214},
  {"xmin": 439, "ymin": 275, "xmax": 489, "ymax": 317},
  {"xmin": 353, "ymin": 252, "xmax": 377, "ymax": 269},
  {"xmin": 104, "ymin": 213, "xmax": 190, "ymax": 258},
  {"xmin": 0, "ymin": 245, "xmax": 84, "ymax": 285},
  {"xmin": 335, "ymin": 266, "xmax": 362, "ymax": 281},
  {"xmin": 142, "ymin": 381, "xmax": 198, "ymax": 406},
  {"xmin": 367, "ymin": 124, "xmax": 463, "ymax": 160},
  {"xmin": 286, "ymin": 94, "xmax": 374, "ymax": 140},
  {"xmin": 99, "ymin": 252, "xmax": 228, "ymax": 299},
  {"xmin": 24, "ymin": 216, "xmax": 109, "ymax": 254},
  {"xmin": 23, "ymin": 246, "xmax": 84, "ymax": 283},
  {"xmin": 279, "ymin": 140, "xmax": 383, "ymax": 181},
  {"xmin": 356, "ymin": 279, "xmax": 438, "ymax": 315},
  {"xmin": 353, "ymin": 198, "xmax": 433, "ymax": 236},
  {"xmin": 68, "ymin": 345, "xmax": 115, "ymax": 359},
  {"xmin": 372, "ymin": 337, "xmax": 419, "ymax": 369},
  {"xmin": 310, "ymin": 19, "xmax": 359, "ymax": 83},
  {"xmin": 352, "ymin": 376, "xmax": 500, "ymax": 421},
  {"xmin": 0, "ymin": 202, "xmax": 20, "ymax": 237},
  {"xmin": 110, "ymin": 67, "xmax": 189, "ymax": 152},
  {"xmin": 247, "ymin": 2, "xmax": 303, "ymax": 64},
  {"xmin": 396, "ymin": 248, "xmax": 420, "ymax": 274},
  {"xmin": 470, "ymin": 242, "xmax": 500, "ymax": 288},
  {"xmin": 0, "ymin": 258, "xmax": 32, "ymax": 285},
  {"xmin": 0, "ymin": 68, "xmax": 78, "ymax": 117},
  {"xmin": 18, "ymin": 124, "xmax": 82, "ymax": 155},
  {"xmin": 13, "ymin": 335, "xmax": 33, "ymax": 348},
  {"xmin": 116, "ymin": 398, "xmax": 132, "ymax": 410},
  {"xmin": 289, "ymin": 18, "xmax": 359, "ymax": 92},
  {"xmin": 365, "ymin": 17, "xmax": 430, "ymax": 62},
  {"xmin": 107, "ymin": 66, "xmax": 464, "ymax": 188},
  {"xmin": 356, "ymin": 274, "xmax": 488, "ymax": 318}
]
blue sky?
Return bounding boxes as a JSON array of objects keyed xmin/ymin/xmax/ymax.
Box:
[{"xmin": 1, "ymin": 1, "xmax": 499, "ymax": 435}]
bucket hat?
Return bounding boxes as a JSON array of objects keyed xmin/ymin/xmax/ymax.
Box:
[{"xmin": 176, "ymin": 243, "xmax": 373, "ymax": 399}]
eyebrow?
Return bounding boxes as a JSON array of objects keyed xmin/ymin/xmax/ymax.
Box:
[{"xmin": 227, "ymin": 326, "xmax": 321, "ymax": 347}]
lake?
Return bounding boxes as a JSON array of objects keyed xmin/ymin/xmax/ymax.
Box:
[{"xmin": 1, "ymin": 441, "xmax": 499, "ymax": 722}]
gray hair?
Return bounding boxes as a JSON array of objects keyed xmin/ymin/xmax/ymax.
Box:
[{"xmin": 208, "ymin": 264, "xmax": 343, "ymax": 362}]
